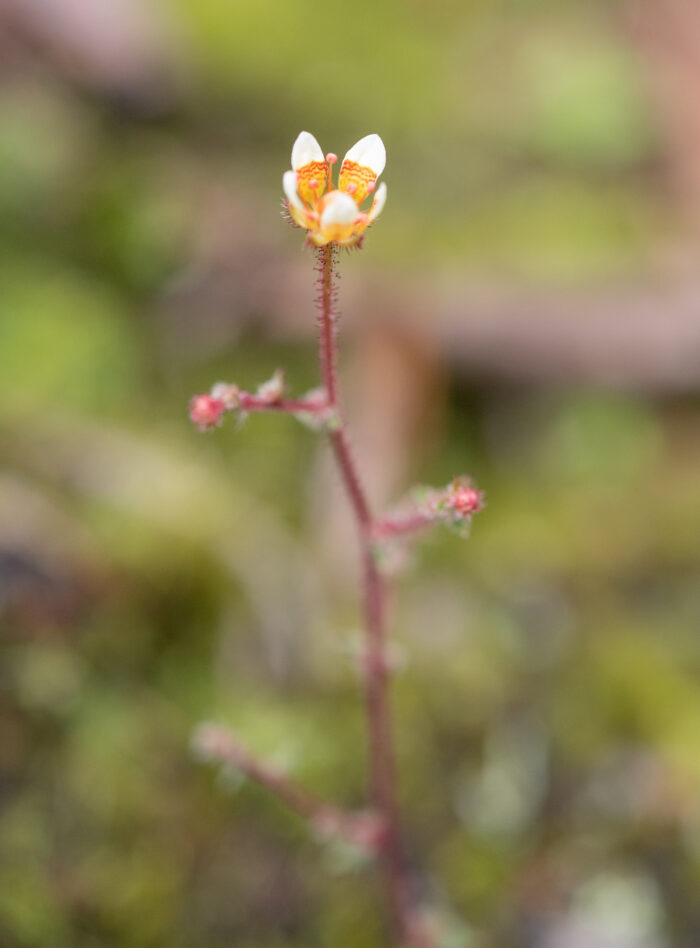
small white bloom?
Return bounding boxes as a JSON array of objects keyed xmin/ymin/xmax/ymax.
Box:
[{"xmin": 282, "ymin": 131, "xmax": 388, "ymax": 246}]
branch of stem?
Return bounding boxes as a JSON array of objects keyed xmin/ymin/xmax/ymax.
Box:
[
  {"xmin": 373, "ymin": 511, "xmax": 436, "ymax": 540},
  {"xmin": 238, "ymin": 393, "xmax": 328, "ymax": 414},
  {"xmin": 193, "ymin": 723, "xmax": 385, "ymax": 850}
]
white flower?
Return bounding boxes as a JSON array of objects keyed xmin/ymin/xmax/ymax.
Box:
[{"xmin": 283, "ymin": 131, "xmax": 388, "ymax": 247}]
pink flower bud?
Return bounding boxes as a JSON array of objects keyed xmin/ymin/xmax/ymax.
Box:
[
  {"xmin": 189, "ymin": 394, "xmax": 225, "ymax": 431},
  {"xmin": 446, "ymin": 480, "xmax": 484, "ymax": 517}
]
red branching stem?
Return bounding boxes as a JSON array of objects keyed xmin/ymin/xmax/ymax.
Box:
[
  {"xmin": 373, "ymin": 512, "xmax": 437, "ymax": 540},
  {"xmin": 316, "ymin": 245, "xmax": 416, "ymax": 944},
  {"xmin": 238, "ymin": 393, "xmax": 327, "ymax": 414},
  {"xmin": 193, "ymin": 723, "xmax": 384, "ymax": 849},
  {"xmin": 195, "ymin": 723, "xmax": 328, "ymax": 820}
]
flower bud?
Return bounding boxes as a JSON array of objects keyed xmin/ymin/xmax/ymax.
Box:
[
  {"xmin": 210, "ymin": 382, "xmax": 241, "ymax": 410},
  {"xmin": 446, "ymin": 480, "xmax": 484, "ymax": 518},
  {"xmin": 189, "ymin": 394, "xmax": 225, "ymax": 431},
  {"xmin": 256, "ymin": 368, "xmax": 285, "ymax": 404}
]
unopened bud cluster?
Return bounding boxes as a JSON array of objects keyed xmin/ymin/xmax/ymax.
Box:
[
  {"xmin": 189, "ymin": 382, "xmax": 242, "ymax": 430},
  {"xmin": 189, "ymin": 371, "xmax": 336, "ymax": 432},
  {"xmin": 414, "ymin": 476, "xmax": 485, "ymax": 535},
  {"xmin": 374, "ymin": 477, "xmax": 485, "ymax": 543}
]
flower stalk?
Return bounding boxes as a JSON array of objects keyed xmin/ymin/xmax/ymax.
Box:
[
  {"xmin": 373, "ymin": 479, "xmax": 485, "ymax": 543},
  {"xmin": 189, "ymin": 130, "xmax": 484, "ymax": 948},
  {"xmin": 316, "ymin": 244, "xmax": 416, "ymax": 942}
]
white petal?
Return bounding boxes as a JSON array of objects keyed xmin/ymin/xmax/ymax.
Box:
[
  {"xmin": 341, "ymin": 133, "xmax": 386, "ymax": 177},
  {"xmin": 282, "ymin": 169, "xmax": 304, "ymax": 210},
  {"xmin": 368, "ymin": 182, "xmax": 387, "ymax": 222},
  {"xmin": 291, "ymin": 131, "xmax": 324, "ymax": 170},
  {"xmin": 320, "ymin": 192, "xmax": 359, "ymax": 229}
]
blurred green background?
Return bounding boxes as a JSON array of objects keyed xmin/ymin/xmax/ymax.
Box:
[{"xmin": 2, "ymin": 0, "xmax": 700, "ymax": 946}]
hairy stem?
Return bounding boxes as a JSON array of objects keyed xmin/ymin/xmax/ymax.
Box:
[
  {"xmin": 373, "ymin": 512, "xmax": 437, "ymax": 539},
  {"xmin": 316, "ymin": 244, "xmax": 416, "ymax": 944},
  {"xmin": 238, "ymin": 394, "xmax": 327, "ymax": 414},
  {"xmin": 193, "ymin": 723, "xmax": 382, "ymax": 848}
]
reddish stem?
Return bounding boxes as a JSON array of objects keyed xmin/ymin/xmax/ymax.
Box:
[
  {"xmin": 193, "ymin": 723, "xmax": 385, "ymax": 850},
  {"xmin": 194, "ymin": 723, "xmax": 335, "ymax": 822},
  {"xmin": 329, "ymin": 427, "xmax": 373, "ymax": 529},
  {"xmin": 373, "ymin": 511, "xmax": 437, "ymax": 540},
  {"xmin": 317, "ymin": 246, "xmax": 339, "ymax": 406},
  {"xmin": 316, "ymin": 245, "xmax": 416, "ymax": 944},
  {"xmin": 238, "ymin": 393, "xmax": 328, "ymax": 414}
]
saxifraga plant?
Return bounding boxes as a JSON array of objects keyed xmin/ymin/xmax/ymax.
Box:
[{"xmin": 190, "ymin": 131, "xmax": 484, "ymax": 948}]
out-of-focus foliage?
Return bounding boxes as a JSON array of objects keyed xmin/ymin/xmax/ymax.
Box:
[{"xmin": 1, "ymin": 1, "xmax": 699, "ymax": 946}]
